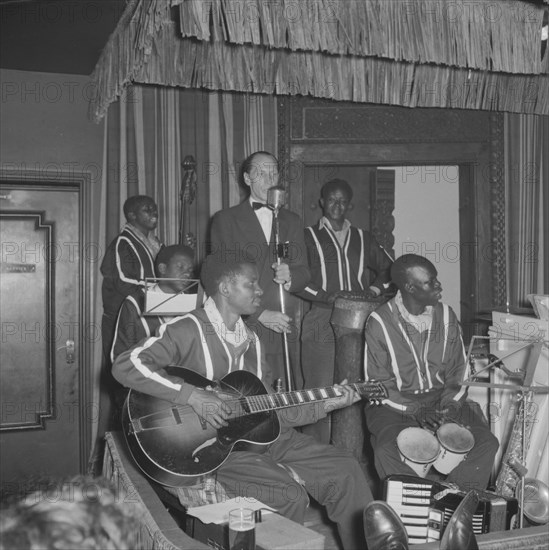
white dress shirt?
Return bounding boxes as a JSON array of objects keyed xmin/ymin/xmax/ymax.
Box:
[{"xmin": 250, "ymin": 198, "xmax": 273, "ymax": 243}]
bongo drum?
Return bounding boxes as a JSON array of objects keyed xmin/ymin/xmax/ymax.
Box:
[
  {"xmin": 433, "ymin": 422, "xmax": 475, "ymax": 475},
  {"xmin": 397, "ymin": 427, "xmax": 440, "ymax": 478}
]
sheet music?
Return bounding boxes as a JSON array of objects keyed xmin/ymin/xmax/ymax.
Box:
[
  {"xmin": 187, "ymin": 497, "xmax": 275, "ymax": 524},
  {"xmin": 144, "ymin": 278, "xmax": 200, "ymax": 315}
]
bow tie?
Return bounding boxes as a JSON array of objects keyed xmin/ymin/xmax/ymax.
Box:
[{"xmin": 252, "ymin": 202, "xmax": 269, "ymax": 211}]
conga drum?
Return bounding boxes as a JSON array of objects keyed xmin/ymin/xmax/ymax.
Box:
[
  {"xmin": 433, "ymin": 422, "xmax": 475, "ymax": 475},
  {"xmin": 397, "ymin": 427, "xmax": 440, "ymax": 478},
  {"xmin": 330, "ymin": 293, "xmax": 384, "ymax": 462}
]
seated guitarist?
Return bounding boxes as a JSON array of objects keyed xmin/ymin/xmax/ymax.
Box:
[{"xmin": 112, "ymin": 254, "xmax": 374, "ymax": 550}]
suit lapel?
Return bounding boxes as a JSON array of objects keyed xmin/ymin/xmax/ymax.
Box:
[{"xmin": 235, "ymin": 202, "xmax": 272, "ymax": 274}]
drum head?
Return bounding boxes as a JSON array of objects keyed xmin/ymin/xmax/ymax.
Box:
[
  {"xmin": 397, "ymin": 427, "xmax": 440, "ymax": 463},
  {"xmin": 437, "ymin": 423, "xmax": 475, "ymax": 453}
]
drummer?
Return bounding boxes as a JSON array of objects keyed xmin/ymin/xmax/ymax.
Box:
[
  {"xmin": 363, "ymin": 254, "xmax": 498, "ymax": 491},
  {"xmin": 298, "ymin": 178, "xmax": 393, "ymax": 443}
]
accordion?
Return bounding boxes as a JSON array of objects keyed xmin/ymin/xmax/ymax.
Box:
[{"xmin": 382, "ymin": 475, "xmax": 519, "ymax": 545}]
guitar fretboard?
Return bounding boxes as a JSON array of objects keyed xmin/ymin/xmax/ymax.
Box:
[{"xmin": 237, "ymin": 383, "xmax": 376, "ymax": 414}]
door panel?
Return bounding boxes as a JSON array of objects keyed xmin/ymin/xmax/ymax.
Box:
[{"xmin": 0, "ymin": 184, "xmax": 83, "ymax": 486}]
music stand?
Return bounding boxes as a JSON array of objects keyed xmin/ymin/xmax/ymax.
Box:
[{"xmin": 144, "ymin": 278, "xmax": 202, "ymax": 316}]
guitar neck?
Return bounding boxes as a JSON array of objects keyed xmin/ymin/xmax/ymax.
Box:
[{"xmin": 242, "ymin": 382, "xmax": 375, "ymax": 414}]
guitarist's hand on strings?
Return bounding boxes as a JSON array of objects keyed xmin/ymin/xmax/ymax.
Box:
[
  {"xmin": 323, "ymin": 379, "xmax": 360, "ymax": 413},
  {"xmin": 187, "ymin": 387, "xmax": 232, "ymax": 429}
]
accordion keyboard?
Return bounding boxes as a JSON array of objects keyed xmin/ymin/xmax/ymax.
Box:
[
  {"xmin": 383, "ymin": 475, "xmax": 518, "ymax": 545},
  {"xmin": 383, "ymin": 476, "xmax": 443, "ymax": 544}
]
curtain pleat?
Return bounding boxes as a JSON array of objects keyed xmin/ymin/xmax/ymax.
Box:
[
  {"xmin": 505, "ymin": 113, "xmax": 548, "ymax": 308},
  {"xmin": 208, "ymin": 93, "xmax": 223, "ymax": 217},
  {"xmin": 132, "ymin": 87, "xmax": 147, "ymax": 196},
  {"xmin": 542, "ymin": 119, "xmax": 549, "ymax": 292},
  {"xmin": 105, "ymin": 99, "xmax": 123, "ymax": 244},
  {"xmin": 232, "ymin": 96, "xmax": 247, "ymax": 204},
  {"xmin": 87, "ymin": 119, "xmax": 110, "ymax": 473},
  {"xmin": 218, "ymin": 94, "xmax": 230, "ymax": 210}
]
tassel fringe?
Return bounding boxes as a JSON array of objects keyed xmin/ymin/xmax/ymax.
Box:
[{"xmin": 89, "ymin": 0, "xmax": 549, "ymax": 121}]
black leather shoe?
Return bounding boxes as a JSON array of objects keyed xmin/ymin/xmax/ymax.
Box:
[
  {"xmin": 440, "ymin": 490, "xmax": 479, "ymax": 550},
  {"xmin": 363, "ymin": 501, "xmax": 409, "ymax": 550}
]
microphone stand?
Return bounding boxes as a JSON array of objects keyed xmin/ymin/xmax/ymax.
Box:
[{"xmin": 270, "ymin": 191, "xmax": 293, "ymax": 391}]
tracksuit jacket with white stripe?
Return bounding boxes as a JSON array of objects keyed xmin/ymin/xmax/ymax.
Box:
[
  {"xmin": 113, "ymin": 301, "xmax": 373, "ymax": 548},
  {"xmin": 110, "ymin": 288, "xmax": 166, "ymax": 363},
  {"xmin": 364, "ymin": 298, "xmax": 468, "ymax": 414},
  {"xmin": 112, "ymin": 305, "xmax": 327, "ymax": 428},
  {"xmin": 112, "ymin": 307, "xmax": 262, "ymax": 405},
  {"xmin": 298, "ymin": 220, "xmax": 392, "ymax": 304},
  {"xmin": 100, "ymin": 224, "xmax": 160, "ymax": 319}
]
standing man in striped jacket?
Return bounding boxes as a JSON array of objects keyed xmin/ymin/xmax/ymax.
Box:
[
  {"xmin": 99, "ymin": 195, "xmax": 164, "ymax": 434},
  {"xmin": 363, "ymin": 254, "xmax": 498, "ymax": 491},
  {"xmin": 298, "ymin": 179, "xmax": 392, "ymax": 443},
  {"xmin": 100, "ymin": 195, "xmax": 163, "ymax": 359}
]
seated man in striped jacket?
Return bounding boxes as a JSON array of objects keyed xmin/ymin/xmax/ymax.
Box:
[
  {"xmin": 109, "ymin": 244, "xmax": 195, "ymax": 417},
  {"xmin": 113, "ymin": 254, "xmax": 374, "ymax": 550},
  {"xmin": 110, "ymin": 244, "xmax": 195, "ymax": 362},
  {"xmin": 363, "ymin": 253, "xmax": 498, "ymax": 492}
]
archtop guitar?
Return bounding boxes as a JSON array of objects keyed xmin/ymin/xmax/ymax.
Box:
[{"xmin": 122, "ymin": 367, "xmax": 387, "ymax": 487}]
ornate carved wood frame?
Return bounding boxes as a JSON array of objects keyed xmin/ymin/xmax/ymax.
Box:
[{"xmin": 277, "ymin": 97, "xmax": 506, "ymax": 338}]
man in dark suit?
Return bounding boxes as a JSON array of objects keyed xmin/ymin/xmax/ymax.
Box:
[{"xmin": 209, "ymin": 151, "xmax": 310, "ymax": 387}]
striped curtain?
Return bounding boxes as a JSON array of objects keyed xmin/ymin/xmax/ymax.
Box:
[
  {"xmin": 102, "ymin": 86, "xmax": 277, "ymax": 254},
  {"xmin": 88, "ymin": 85, "xmax": 277, "ymax": 468},
  {"xmin": 208, "ymin": 92, "xmax": 278, "ymax": 215},
  {"xmin": 504, "ymin": 114, "xmax": 549, "ymax": 308}
]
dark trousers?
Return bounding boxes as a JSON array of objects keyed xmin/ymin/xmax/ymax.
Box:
[
  {"xmin": 365, "ymin": 400, "xmax": 499, "ymax": 491},
  {"xmin": 216, "ymin": 428, "xmax": 373, "ymax": 550},
  {"xmin": 300, "ymin": 306, "xmax": 335, "ymax": 444}
]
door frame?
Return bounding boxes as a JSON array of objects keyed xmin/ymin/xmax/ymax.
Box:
[
  {"xmin": 0, "ymin": 168, "xmax": 92, "ymax": 473},
  {"xmin": 278, "ymin": 99, "xmax": 504, "ymax": 345},
  {"xmin": 287, "ymin": 158, "xmax": 481, "ymax": 340}
]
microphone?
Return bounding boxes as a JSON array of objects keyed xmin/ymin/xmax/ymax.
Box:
[{"xmin": 266, "ymin": 186, "xmax": 286, "ymax": 214}]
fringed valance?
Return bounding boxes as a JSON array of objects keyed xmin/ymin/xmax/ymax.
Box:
[
  {"xmin": 88, "ymin": 0, "xmax": 172, "ymax": 122},
  {"xmin": 174, "ymin": 0, "xmax": 547, "ymax": 75},
  {"xmin": 88, "ymin": 0, "xmax": 549, "ymax": 121}
]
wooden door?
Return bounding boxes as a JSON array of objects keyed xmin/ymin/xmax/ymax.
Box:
[{"xmin": 0, "ymin": 178, "xmax": 89, "ymax": 491}]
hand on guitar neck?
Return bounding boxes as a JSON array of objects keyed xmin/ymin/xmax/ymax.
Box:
[
  {"xmin": 187, "ymin": 378, "xmax": 359, "ymax": 429},
  {"xmin": 323, "ymin": 379, "xmax": 361, "ymax": 413}
]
